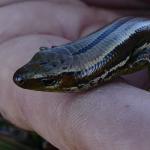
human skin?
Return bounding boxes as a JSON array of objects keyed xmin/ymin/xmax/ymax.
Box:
[{"xmin": 0, "ymin": 0, "xmax": 150, "ymax": 149}]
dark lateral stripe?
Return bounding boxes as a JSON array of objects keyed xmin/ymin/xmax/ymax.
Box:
[{"xmin": 72, "ymin": 17, "xmax": 133, "ymax": 55}]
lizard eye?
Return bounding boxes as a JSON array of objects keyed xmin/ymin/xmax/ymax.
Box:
[{"xmin": 41, "ymin": 78, "xmax": 57, "ymax": 86}]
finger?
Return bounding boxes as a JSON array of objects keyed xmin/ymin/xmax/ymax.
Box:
[
  {"xmin": 0, "ymin": 0, "xmax": 24, "ymax": 6},
  {"xmin": 0, "ymin": 0, "xmax": 96, "ymax": 43},
  {"xmin": 84, "ymin": 0, "xmax": 150, "ymax": 18},
  {"xmin": 0, "ymin": 0, "xmax": 83, "ymax": 6},
  {"xmin": 0, "ymin": 34, "xmax": 70, "ymax": 129},
  {"xmin": 59, "ymin": 82, "xmax": 150, "ymax": 150},
  {"xmin": 0, "ymin": 34, "xmax": 79, "ymax": 149},
  {"xmin": 83, "ymin": 0, "xmax": 150, "ymax": 9},
  {"xmin": 0, "ymin": 1, "xmax": 64, "ymax": 42}
]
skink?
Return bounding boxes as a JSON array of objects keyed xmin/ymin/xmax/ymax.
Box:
[{"xmin": 13, "ymin": 17, "xmax": 150, "ymax": 92}]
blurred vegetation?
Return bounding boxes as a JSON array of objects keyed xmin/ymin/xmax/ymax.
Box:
[{"xmin": 0, "ymin": 115, "xmax": 58, "ymax": 150}]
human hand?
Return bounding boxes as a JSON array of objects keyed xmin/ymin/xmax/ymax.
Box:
[{"xmin": 0, "ymin": 0, "xmax": 150, "ymax": 150}]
